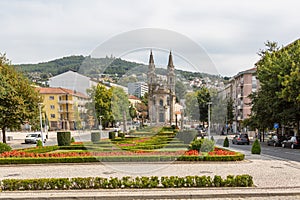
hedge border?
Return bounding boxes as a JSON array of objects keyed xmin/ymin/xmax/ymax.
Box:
[{"xmin": 1, "ymin": 175, "xmax": 253, "ymax": 191}]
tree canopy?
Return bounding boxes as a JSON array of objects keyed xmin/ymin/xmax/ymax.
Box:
[
  {"xmin": 250, "ymin": 40, "xmax": 300, "ymax": 132},
  {"xmin": 0, "ymin": 54, "xmax": 41, "ymax": 143}
]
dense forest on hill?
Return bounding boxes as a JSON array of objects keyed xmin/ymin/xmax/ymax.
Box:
[{"xmin": 14, "ymin": 55, "xmax": 226, "ymax": 84}]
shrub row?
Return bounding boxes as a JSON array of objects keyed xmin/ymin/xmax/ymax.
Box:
[
  {"xmin": 1, "ymin": 175, "xmax": 253, "ymax": 191},
  {"xmin": 0, "ymin": 152, "xmax": 244, "ymax": 164}
]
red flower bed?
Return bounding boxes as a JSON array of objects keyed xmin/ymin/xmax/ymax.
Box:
[
  {"xmin": 208, "ymin": 149, "xmax": 236, "ymax": 156},
  {"xmin": 184, "ymin": 150, "xmax": 199, "ymax": 156},
  {"xmin": 0, "ymin": 150, "xmax": 186, "ymax": 158}
]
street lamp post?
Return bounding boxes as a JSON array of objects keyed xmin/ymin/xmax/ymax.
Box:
[
  {"xmin": 207, "ymin": 102, "xmax": 212, "ymax": 140},
  {"xmin": 38, "ymin": 103, "xmax": 44, "ymax": 146}
]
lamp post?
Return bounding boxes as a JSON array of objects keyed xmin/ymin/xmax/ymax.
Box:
[
  {"xmin": 38, "ymin": 103, "xmax": 44, "ymax": 146},
  {"xmin": 207, "ymin": 102, "xmax": 212, "ymax": 140}
]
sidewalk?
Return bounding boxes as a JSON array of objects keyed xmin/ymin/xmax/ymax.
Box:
[{"xmin": 1, "ymin": 187, "xmax": 300, "ymax": 199}]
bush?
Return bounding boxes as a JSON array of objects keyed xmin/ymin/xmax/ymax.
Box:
[
  {"xmin": 36, "ymin": 140, "xmax": 43, "ymax": 147},
  {"xmin": 57, "ymin": 132, "xmax": 71, "ymax": 146},
  {"xmin": 91, "ymin": 132, "xmax": 100, "ymax": 143},
  {"xmin": 0, "ymin": 142, "xmax": 12, "ymax": 153},
  {"xmin": 223, "ymin": 137, "xmax": 229, "ymax": 147},
  {"xmin": 200, "ymin": 138, "xmax": 215, "ymax": 152},
  {"xmin": 118, "ymin": 132, "xmax": 125, "ymax": 139},
  {"xmin": 251, "ymin": 139, "xmax": 261, "ymax": 154},
  {"xmin": 71, "ymin": 137, "xmax": 75, "ymax": 143},
  {"xmin": 189, "ymin": 139, "xmax": 203, "ymax": 151},
  {"xmin": 0, "ymin": 175, "xmax": 253, "ymax": 191},
  {"xmin": 109, "ymin": 132, "xmax": 115, "ymax": 140}
]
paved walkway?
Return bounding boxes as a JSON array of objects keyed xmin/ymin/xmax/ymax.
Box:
[{"xmin": 1, "ymin": 133, "xmax": 300, "ymax": 199}]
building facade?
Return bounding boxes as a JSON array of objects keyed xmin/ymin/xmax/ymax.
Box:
[
  {"xmin": 147, "ymin": 51, "xmax": 176, "ymax": 124},
  {"xmin": 38, "ymin": 87, "xmax": 90, "ymax": 130},
  {"xmin": 223, "ymin": 68, "xmax": 259, "ymax": 132},
  {"xmin": 128, "ymin": 82, "xmax": 148, "ymax": 98},
  {"xmin": 48, "ymin": 70, "xmax": 98, "ymax": 95}
]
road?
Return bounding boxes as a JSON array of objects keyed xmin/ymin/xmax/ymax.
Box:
[{"xmin": 214, "ymin": 134, "xmax": 300, "ymax": 162}]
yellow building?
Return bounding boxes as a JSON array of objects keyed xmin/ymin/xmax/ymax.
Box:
[{"xmin": 37, "ymin": 87, "xmax": 89, "ymax": 130}]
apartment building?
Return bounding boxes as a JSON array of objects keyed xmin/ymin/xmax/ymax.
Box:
[
  {"xmin": 37, "ymin": 87, "xmax": 90, "ymax": 130},
  {"xmin": 220, "ymin": 68, "xmax": 259, "ymax": 133},
  {"xmin": 128, "ymin": 82, "xmax": 148, "ymax": 98}
]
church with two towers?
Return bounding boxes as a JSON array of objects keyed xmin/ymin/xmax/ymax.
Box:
[{"xmin": 147, "ymin": 51, "xmax": 176, "ymax": 125}]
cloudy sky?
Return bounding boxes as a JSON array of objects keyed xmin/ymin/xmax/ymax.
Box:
[{"xmin": 1, "ymin": 0, "xmax": 300, "ymax": 76}]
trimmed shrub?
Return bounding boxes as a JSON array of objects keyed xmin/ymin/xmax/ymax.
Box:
[
  {"xmin": 189, "ymin": 139, "xmax": 203, "ymax": 151},
  {"xmin": 251, "ymin": 139, "xmax": 261, "ymax": 154},
  {"xmin": 0, "ymin": 175, "xmax": 253, "ymax": 191},
  {"xmin": 71, "ymin": 137, "xmax": 75, "ymax": 143},
  {"xmin": 223, "ymin": 137, "xmax": 229, "ymax": 147},
  {"xmin": 118, "ymin": 132, "xmax": 125, "ymax": 139},
  {"xmin": 91, "ymin": 132, "xmax": 100, "ymax": 143},
  {"xmin": 57, "ymin": 132, "xmax": 71, "ymax": 146},
  {"xmin": 200, "ymin": 138, "xmax": 215, "ymax": 152},
  {"xmin": 0, "ymin": 142, "xmax": 12, "ymax": 153},
  {"xmin": 109, "ymin": 132, "xmax": 116, "ymax": 140},
  {"xmin": 36, "ymin": 140, "xmax": 43, "ymax": 147}
]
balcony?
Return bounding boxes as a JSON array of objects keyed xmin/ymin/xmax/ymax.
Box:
[
  {"xmin": 237, "ymin": 94, "xmax": 243, "ymax": 99},
  {"xmin": 58, "ymin": 100, "xmax": 74, "ymax": 104},
  {"xmin": 237, "ymin": 105, "xmax": 242, "ymax": 110}
]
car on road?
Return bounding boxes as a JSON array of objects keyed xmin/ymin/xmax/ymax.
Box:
[
  {"xmin": 267, "ymin": 135, "xmax": 286, "ymax": 147},
  {"xmin": 281, "ymin": 136, "xmax": 300, "ymax": 149},
  {"xmin": 24, "ymin": 133, "xmax": 43, "ymax": 144},
  {"xmin": 232, "ymin": 133, "xmax": 250, "ymax": 145}
]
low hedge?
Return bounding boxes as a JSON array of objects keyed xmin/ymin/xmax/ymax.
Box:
[{"xmin": 1, "ymin": 175, "xmax": 253, "ymax": 191}]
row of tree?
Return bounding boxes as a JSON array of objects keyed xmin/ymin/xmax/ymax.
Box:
[{"xmin": 247, "ymin": 40, "xmax": 300, "ymax": 134}]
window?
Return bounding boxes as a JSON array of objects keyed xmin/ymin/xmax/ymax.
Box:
[
  {"xmin": 50, "ymin": 114, "xmax": 55, "ymax": 118},
  {"xmin": 252, "ymin": 76, "xmax": 257, "ymax": 92},
  {"xmin": 49, "ymin": 96, "xmax": 54, "ymax": 100},
  {"xmin": 159, "ymin": 99, "xmax": 164, "ymax": 106},
  {"xmin": 50, "ymin": 105, "xmax": 55, "ymax": 110}
]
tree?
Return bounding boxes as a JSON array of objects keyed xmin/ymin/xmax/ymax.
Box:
[
  {"xmin": 226, "ymin": 97, "xmax": 234, "ymax": 125},
  {"xmin": 91, "ymin": 84, "xmax": 112, "ymax": 129},
  {"xmin": 196, "ymin": 87, "xmax": 211, "ymax": 126},
  {"xmin": 175, "ymin": 81, "xmax": 187, "ymax": 102},
  {"xmin": 0, "ymin": 54, "xmax": 41, "ymax": 143},
  {"xmin": 129, "ymin": 104, "xmax": 137, "ymax": 121},
  {"xmin": 111, "ymin": 87, "xmax": 130, "ymax": 126},
  {"xmin": 184, "ymin": 92, "xmax": 199, "ymax": 121},
  {"xmin": 253, "ymin": 40, "xmax": 300, "ymax": 133}
]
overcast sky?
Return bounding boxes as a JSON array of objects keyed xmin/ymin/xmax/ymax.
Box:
[{"xmin": 1, "ymin": 0, "xmax": 300, "ymax": 76}]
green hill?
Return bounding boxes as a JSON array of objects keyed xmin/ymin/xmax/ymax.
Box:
[{"xmin": 14, "ymin": 55, "xmax": 227, "ymax": 86}]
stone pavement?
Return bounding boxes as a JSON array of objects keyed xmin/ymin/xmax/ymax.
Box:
[{"xmin": 1, "ymin": 133, "xmax": 300, "ymax": 199}]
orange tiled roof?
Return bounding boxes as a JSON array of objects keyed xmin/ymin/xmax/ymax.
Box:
[
  {"xmin": 128, "ymin": 95, "xmax": 141, "ymax": 100},
  {"xmin": 37, "ymin": 87, "xmax": 88, "ymax": 98}
]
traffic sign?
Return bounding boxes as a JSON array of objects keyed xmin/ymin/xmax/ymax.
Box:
[{"xmin": 274, "ymin": 123, "xmax": 279, "ymax": 129}]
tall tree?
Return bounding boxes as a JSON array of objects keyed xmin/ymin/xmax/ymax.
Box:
[
  {"xmin": 111, "ymin": 87, "xmax": 130, "ymax": 122},
  {"xmin": 91, "ymin": 84, "xmax": 112, "ymax": 129},
  {"xmin": 184, "ymin": 92, "xmax": 199, "ymax": 121},
  {"xmin": 196, "ymin": 87, "xmax": 211, "ymax": 126},
  {"xmin": 253, "ymin": 40, "xmax": 300, "ymax": 133},
  {"xmin": 0, "ymin": 54, "xmax": 41, "ymax": 143}
]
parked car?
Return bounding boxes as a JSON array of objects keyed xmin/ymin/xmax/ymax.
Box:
[
  {"xmin": 24, "ymin": 133, "xmax": 43, "ymax": 144},
  {"xmin": 232, "ymin": 133, "xmax": 250, "ymax": 145},
  {"xmin": 281, "ymin": 136, "xmax": 300, "ymax": 149},
  {"xmin": 267, "ymin": 135, "xmax": 286, "ymax": 147}
]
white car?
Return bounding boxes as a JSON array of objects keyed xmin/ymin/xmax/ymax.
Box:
[{"xmin": 24, "ymin": 133, "xmax": 44, "ymax": 144}]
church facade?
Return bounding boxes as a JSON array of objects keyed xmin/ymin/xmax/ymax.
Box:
[{"xmin": 147, "ymin": 51, "xmax": 176, "ymax": 125}]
